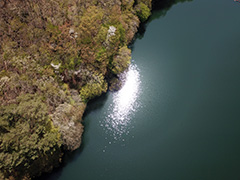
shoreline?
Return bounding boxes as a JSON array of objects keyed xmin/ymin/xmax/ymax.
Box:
[
  {"xmin": 0, "ymin": 1, "xmax": 152, "ymax": 179},
  {"xmin": 0, "ymin": 0, "xmax": 190, "ymax": 178}
]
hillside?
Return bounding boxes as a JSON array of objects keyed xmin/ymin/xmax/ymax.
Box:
[{"xmin": 0, "ymin": 0, "xmax": 152, "ymax": 179}]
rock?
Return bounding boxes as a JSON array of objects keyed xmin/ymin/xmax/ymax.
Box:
[
  {"xmin": 50, "ymin": 63, "xmax": 61, "ymax": 70},
  {"xmin": 109, "ymin": 77, "xmax": 122, "ymax": 91},
  {"xmin": 69, "ymin": 28, "xmax": 75, "ymax": 34},
  {"xmin": 107, "ymin": 26, "xmax": 116, "ymax": 38},
  {"xmin": 74, "ymin": 32, "xmax": 78, "ymax": 38},
  {"xmin": 0, "ymin": 76, "xmax": 10, "ymax": 91}
]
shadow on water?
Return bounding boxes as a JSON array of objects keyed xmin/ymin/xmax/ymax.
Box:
[
  {"xmin": 83, "ymin": 92, "xmax": 109, "ymax": 118},
  {"xmin": 129, "ymin": 0, "xmax": 193, "ymax": 50},
  {"xmin": 35, "ymin": 145, "xmax": 87, "ymax": 180},
  {"xmin": 35, "ymin": 94, "xmax": 109, "ymax": 180}
]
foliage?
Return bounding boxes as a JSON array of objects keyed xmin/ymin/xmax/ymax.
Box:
[
  {"xmin": 111, "ymin": 46, "xmax": 131, "ymax": 74},
  {"xmin": 51, "ymin": 101, "xmax": 86, "ymax": 151},
  {"xmin": 80, "ymin": 72, "xmax": 108, "ymax": 102},
  {"xmin": 136, "ymin": 0, "xmax": 152, "ymax": 8},
  {"xmin": 0, "ymin": 94, "xmax": 62, "ymax": 179},
  {"xmin": 135, "ymin": 2, "xmax": 151, "ymax": 22},
  {"xmin": 96, "ymin": 47, "xmax": 107, "ymax": 62},
  {"xmin": 121, "ymin": 0, "xmax": 135, "ymax": 11},
  {"xmin": 77, "ymin": 6, "xmax": 104, "ymax": 45},
  {"xmin": 0, "ymin": 0, "xmax": 155, "ymax": 178}
]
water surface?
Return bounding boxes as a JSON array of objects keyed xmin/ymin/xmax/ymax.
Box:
[{"xmin": 40, "ymin": 0, "xmax": 240, "ymax": 179}]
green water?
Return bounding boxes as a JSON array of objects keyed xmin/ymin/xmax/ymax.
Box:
[{"xmin": 41, "ymin": 0, "xmax": 240, "ymax": 179}]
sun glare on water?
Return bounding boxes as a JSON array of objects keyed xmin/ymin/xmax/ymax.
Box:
[{"xmin": 101, "ymin": 63, "xmax": 141, "ymax": 141}]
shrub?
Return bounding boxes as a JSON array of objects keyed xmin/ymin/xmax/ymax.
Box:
[
  {"xmin": 111, "ymin": 46, "xmax": 131, "ymax": 74},
  {"xmin": 0, "ymin": 94, "xmax": 62, "ymax": 179},
  {"xmin": 136, "ymin": 2, "xmax": 151, "ymax": 22},
  {"xmin": 80, "ymin": 81, "xmax": 107, "ymax": 102}
]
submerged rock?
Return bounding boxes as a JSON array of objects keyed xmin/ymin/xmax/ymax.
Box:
[{"xmin": 109, "ymin": 77, "xmax": 123, "ymax": 91}]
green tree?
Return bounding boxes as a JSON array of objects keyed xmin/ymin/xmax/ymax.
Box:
[{"xmin": 135, "ymin": 2, "xmax": 151, "ymax": 22}]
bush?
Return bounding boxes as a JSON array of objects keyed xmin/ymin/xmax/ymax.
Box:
[
  {"xmin": 111, "ymin": 46, "xmax": 131, "ymax": 74},
  {"xmin": 0, "ymin": 94, "xmax": 62, "ymax": 179},
  {"xmin": 136, "ymin": 2, "xmax": 151, "ymax": 22},
  {"xmin": 80, "ymin": 82, "xmax": 107, "ymax": 102}
]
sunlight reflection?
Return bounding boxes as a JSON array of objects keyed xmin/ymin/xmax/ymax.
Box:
[{"xmin": 101, "ymin": 63, "xmax": 141, "ymax": 140}]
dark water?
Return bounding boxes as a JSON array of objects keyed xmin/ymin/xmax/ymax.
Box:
[{"xmin": 41, "ymin": 0, "xmax": 240, "ymax": 179}]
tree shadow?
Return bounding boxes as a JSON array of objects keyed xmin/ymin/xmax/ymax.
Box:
[
  {"xmin": 35, "ymin": 142, "xmax": 86, "ymax": 180},
  {"xmin": 129, "ymin": 0, "xmax": 193, "ymax": 51},
  {"xmin": 83, "ymin": 93, "xmax": 109, "ymax": 118},
  {"xmin": 34, "ymin": 93, "xmax": 109, "ymax": 180}
]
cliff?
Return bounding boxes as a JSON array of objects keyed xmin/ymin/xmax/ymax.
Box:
[{"xmin": 0, "ymin": 0, "xmax": 152, "ymax": 179}]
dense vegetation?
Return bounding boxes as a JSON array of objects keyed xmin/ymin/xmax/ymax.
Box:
[{"xmin": 0, "ymin": 0, "xmax": 152, "ymax": 179}]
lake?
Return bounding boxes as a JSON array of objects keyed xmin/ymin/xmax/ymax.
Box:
[{"xmin": 39, "ymin": 0, "xmax": 240, "ymax": 179}]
